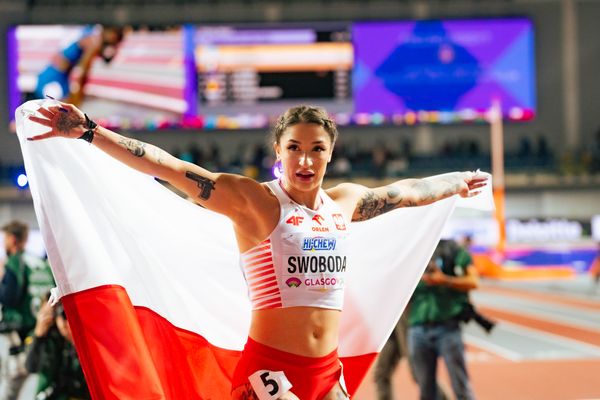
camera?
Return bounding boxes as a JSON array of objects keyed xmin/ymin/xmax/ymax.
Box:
[{"xmin": 458, "ymin": 303, "xmax": 496, "ymax": 333}]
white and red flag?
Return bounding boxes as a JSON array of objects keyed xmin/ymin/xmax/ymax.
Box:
[{"xmin": 15, "ymin": 100, "xmax": 493, "ymax": 399}]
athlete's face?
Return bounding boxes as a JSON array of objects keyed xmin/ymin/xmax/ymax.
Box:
[{"xmin": 275, "ymin": 123, "xmax": 334, "ymax": 194}]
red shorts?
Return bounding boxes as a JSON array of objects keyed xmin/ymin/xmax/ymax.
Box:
[{"xmin": 231, "ymin": 337, "xmax": 346, "ymax": 400}]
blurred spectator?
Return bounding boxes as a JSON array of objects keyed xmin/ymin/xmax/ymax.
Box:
[
  {"xmin": 206, "ymin": 142, "xmax": 222, "ymax": 171},
  {"xmin": 407, "ymin": 239, "xmax": 479, "ymax": 400},
  {"xmin": 0, "ymin": 221, "xmax": 36, "ymax": 400},
  {"xmin": 371, "ymin": 142, "xmax": 389, "ymax": 179},
  {"xmin": 467, "ymin": 139, "xmax": 480, "ymax": 157},
  {"xmin": 178, "ymin": 146, "xmax": 194, "ymax": 164},
  {"xmin": 188, "ymin": 143, "xmax": 203, "ymax": 166},
  {"xmin": 375, "ymin": 311, "xmax": 410, "ymax": 400},
  {"xmin": 536, "ymin": 134, "xmax": 550, "ymax": 159},
  {"xmin": 593, "ymin": 126, "xmax": 600, "ymax": 172},
  {"xmin": 401, "ymin": 137, "xmax": 413, "ymax": 160},
  {"xmin": 374, "ymin": 311, "xmax": 451, "ymax": 400},
  {"xmin": 518, "ymin": 135, "xmax": 532, "ymax": 158},
  {"xmin": 330, "ymin": 142, "xmax": 352, "ymax": 178},
  {"xmin": 25, "ymin": 300, "xmax": 90, "ymax": 400}
]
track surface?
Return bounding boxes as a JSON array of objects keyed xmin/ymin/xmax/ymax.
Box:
[{"xmin": 354, "ymin": 277, "xmax": 600, "ymax": 400}]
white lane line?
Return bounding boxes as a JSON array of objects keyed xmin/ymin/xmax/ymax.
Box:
[
  {"xmin": 473, "ymin": 292, "xmax": 600, "ymax": 332},
  {"xmin": 498, "ymin": 321, "xmax": 600, "ymax": 358},
  {"xmin": 464, "ymin": 333, "xmax": 523, "ymax": 362}
]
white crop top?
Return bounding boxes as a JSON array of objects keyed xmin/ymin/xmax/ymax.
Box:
[{"xmin": 240, "ymin": 180, "xmax": 350, "ymax": 310}]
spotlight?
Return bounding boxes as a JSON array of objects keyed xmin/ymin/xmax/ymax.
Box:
[{"xmin": 16, "ymin": 173, "xmax": 28, "ymax": 188}]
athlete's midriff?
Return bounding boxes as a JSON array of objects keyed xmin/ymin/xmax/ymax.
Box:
[{"xmin": 249, "ymin": 306, "xmax": 341, "ymax": 357}]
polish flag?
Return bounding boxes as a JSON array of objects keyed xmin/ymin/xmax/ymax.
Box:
[{"xmin": 16, "ymin": 100, "xmax": 493, "ymax": 399}]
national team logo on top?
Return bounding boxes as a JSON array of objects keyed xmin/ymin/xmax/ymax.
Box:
[{"xmin": 332, "ymin": 214, "xmax": 346, "ymax": 231}]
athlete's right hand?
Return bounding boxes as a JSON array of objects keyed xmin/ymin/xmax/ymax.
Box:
[{"xmin": 27, "ymin": 102, "xmax": 88, "ymax": 141}]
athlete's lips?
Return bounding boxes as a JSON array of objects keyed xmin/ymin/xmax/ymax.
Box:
[{"xmin": 295, "ymin": 170, "xmax": 315, "ymax": 180}]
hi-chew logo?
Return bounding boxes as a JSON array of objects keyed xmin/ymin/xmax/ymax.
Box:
[
  {"xmin": 302, "ymin": 237, "xmax": 337, "ymax": 251},
  {"xmin": 286, "ymin": 277, "xmax": 302, "ymax": 287}
]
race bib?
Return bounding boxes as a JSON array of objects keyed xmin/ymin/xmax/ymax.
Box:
[{"xmin": 248, "ymin": 370, "xmax": 293, "ymax": 400}]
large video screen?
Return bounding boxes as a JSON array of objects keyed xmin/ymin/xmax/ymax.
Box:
[
  {"xmin": 352, "ymin": 18, "xmax": 536, "ymax": 123},
  {"xmin": 194, "ymin": 24, "xmax": 353, "ymax": 129},
  {"xmin": 8, "ymin": 24, "xmax": 191, "ymax": 130},
  {"xmin": 8, "ymin": 19, "xmax": 535, "ymax": 130}
]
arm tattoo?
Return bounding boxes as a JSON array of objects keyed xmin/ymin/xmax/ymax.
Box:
[
  {"xmin": 354, "ymin": 176, "xmax": 463, "ymax": 222},
  {"xmin": 407, "ymin": 180, "xmax": 437, "ymax": 203},
  {"xmin": 152, "ymin": 147, "xmax": 165, "ymax": 165},
  {"xmin": 185, "ymin": 171, "xmax": 216, "ymax": 200},
  {"xmin": 56, "ymin": 113, "xmax": 84, "ymax": 134},
  {"xmin": 118, "ymin": 138, "xmax": 146, "ymax": 157},
  {"xmin": 411, "ymin": 177, "xmax": 460, "ymax": 201},
  {"xmin": 354, "ymin": 186, "xmax": 406, "ymax": 221}
]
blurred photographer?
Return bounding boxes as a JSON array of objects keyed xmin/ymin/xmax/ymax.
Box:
[
  {"xmin": 0, "ymin": 221, "xmax": 36, "ymax": 400},
  {"xmin": 25, "ymin": 298, "xmax": 89, "ymax": 400},
  {"xmin": 407, "ymin": 239, "xmax": 479, "ymax": 400}
]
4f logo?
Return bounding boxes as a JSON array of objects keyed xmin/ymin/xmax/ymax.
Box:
[
  {"xmin": 286, "ymin": 216, "xmax": 304, "ymax": 226},
  {"xmin": 312, "ymin": 215, "xmax": 325, "ymax": 225}
]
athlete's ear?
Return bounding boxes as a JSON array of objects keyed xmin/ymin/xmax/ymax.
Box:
[{"xmin": 273, "ymin": 141, "xmax": 281, "ymax": 160}]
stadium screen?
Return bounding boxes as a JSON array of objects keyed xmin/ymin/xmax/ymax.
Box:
[
  {"xmin": 8, "ymin": 19, "xmax": 535, "ymax": 130},
  {"xmin": 352, "ymin": 18, "xmax": 536, "ymax": 124},
  {"xmin": 194, "ymin": 24, "xmax": 353, "ymax": 129},
  {"xmin": 8, "ymin": 24, "xmax": 191, "ymax": 130}
]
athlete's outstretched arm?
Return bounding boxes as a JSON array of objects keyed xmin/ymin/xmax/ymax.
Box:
[
  {"xmin": 328, "ymin": 171, "xmax": 488, "ymax": 222},
  {"xmin": 26, "ymin": 102, "xmax": 265, "ymax": 220}
]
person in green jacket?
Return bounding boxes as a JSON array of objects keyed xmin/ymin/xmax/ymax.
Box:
[
  {"xmin": 1, "ymin": 220, "xmax": 38, "ymax": 400},
  {"xmin": 1, "ymin": 221, "xmax": 36, "ymax": 340},
  {"xmin": 407, "ymin": 239, "xmax": 478, "ymax": 400}
]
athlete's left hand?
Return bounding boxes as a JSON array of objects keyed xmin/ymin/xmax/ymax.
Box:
[
  {"xmin": 27, "ymin": 102, "xmax": 88, "ymax": 141},
  {"xmin": 457, "ymin": 170, "xmax": 488, "ymax": 198}
]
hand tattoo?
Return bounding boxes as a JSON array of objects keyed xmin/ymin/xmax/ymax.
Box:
[
  {"xmin": 185, "ymin": 171, "xmax": 215, "ymax": 200},
  {"xmin": 118, "ymin": 138, "xmax": 146, "ymax": 157},
  {"xmin": 56, "ymin": 112, "xmax": 84, "ymax": 134}
]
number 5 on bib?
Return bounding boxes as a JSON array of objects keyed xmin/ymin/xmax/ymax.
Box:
[{"xmin": 248, "ymin": 370, "xmax": 293, "ymax": 400}]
